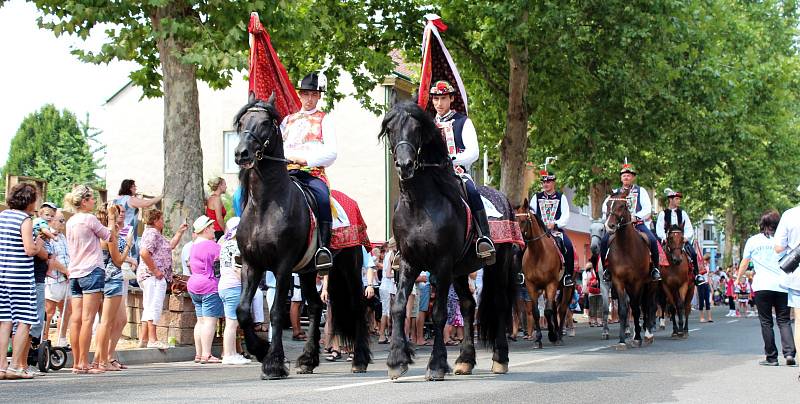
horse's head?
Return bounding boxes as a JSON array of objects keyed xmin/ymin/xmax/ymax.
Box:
[
  {"xmin": 589, "ymin": 220, "xmax": 606, "ymax": 255},
  {"xmin": 665, "ymin": 226, "xmax": 684, "ymax": 265},
  {"xmin": 379, "ymin": 102, "xmax": 449, "ymax": 181},
  {"xmin": 233, "ymin": 92, "xmax": 283, "ymax": 170},
  {"xmin": 605, "ymin": 190, "xmax": 632, "ymax": 234},
  {"xmin": 514, "ymin": 199, "xmax": 546, "ymax": 242}
]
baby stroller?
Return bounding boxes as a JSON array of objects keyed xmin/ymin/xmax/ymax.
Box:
[{"xmin": 24, "ymin": 311, "xmax": 71, "ymax": 372}]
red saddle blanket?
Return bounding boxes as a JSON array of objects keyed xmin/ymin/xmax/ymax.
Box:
[
  {"xmin": 490, "ymin": 220, "xmax": 525, "ymax": 248},
  {"xmin": 305, "ymin": 190, "xmax": 371, "ymax": 251},
  {"xmin": 656, "ymin": 242, "xmax": 670, "ymax": 267}
]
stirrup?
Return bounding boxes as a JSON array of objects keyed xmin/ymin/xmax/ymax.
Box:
[
  {"xmin": 651, "ymin": 267, "xmax": 662, "ymax": 281},
  {"xmin": 476, "ymin": 237, "xmax": 496, "ymax": 265},
  {"xmin": 515, "ymin": 272, "xmax": 525, "ymax": 285},
  {"xmin": 694, "ymin": 274, "xmax": 706, "ymax": 286},
  {"xmin": 315, "ymin": 247, "xmax": 333, "ymax": 271},
  {"xmin": 562, "ymin": 274, "xmax": 575, "ymax": 287},
  {"xmin": 602, "ymin": 269, "xmax": 611, "ymax": 283}
]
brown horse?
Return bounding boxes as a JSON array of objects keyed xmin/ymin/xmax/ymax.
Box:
[
  {"xmin": 605, "ymin": 190, "xmax": 657, "ymax": 349},
  {"xmin": 659, "ymin": 228, "xmax": 695, "ymax": 338},
  {"xmin": 515, "ymin": 200, "xmax": 574, "ymax": 348}
]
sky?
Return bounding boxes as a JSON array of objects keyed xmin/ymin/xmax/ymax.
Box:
[{"xmin": 0, "ymin": 0, "xmax": 137, "ymax": 167}]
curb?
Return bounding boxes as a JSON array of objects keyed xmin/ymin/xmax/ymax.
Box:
[{"xmin": 64, "ymin": 346, "xmax": 222, "ymax": 368}]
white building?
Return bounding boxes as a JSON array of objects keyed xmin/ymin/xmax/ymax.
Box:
[{"xmin": 99, "ymin": 69, "xmax": 415, "ymax": 243}]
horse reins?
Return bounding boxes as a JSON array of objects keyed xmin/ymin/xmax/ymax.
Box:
[
  {"xmin": 240, "ymin": 106, "xmax": 293, "ymax": 165},
  {"xmin": 605, "ymin": 197, "xmax": 635, "ymax": 232},
  {"xmin": 514, "ymin": 212, "xmax": 549, "ymax": 243}
]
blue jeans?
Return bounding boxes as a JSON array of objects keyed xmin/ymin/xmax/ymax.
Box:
[
  {"xmin": 29, "ymin": 282, "xmax": 45, "ymax": 340},
  {"xmin": 290, "ymin": 170, "xmax": 331, "ymax": 223},
  {"xmin": 218, "ymin": 287, "xmax": 242, "ymax": 320},
  {"xmin": 189, "ymin": 292, "xmax": 224, "ymax": 318},
  {"xmin": 559, "ymin": 230, "xmax": 575, "ymax": 275},
  {"xmin": 464, "ymin": 177, "xmax": 483, "ymax": 215}
]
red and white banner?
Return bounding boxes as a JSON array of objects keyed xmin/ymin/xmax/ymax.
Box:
[{"xmin": 248, "ymin": 12, "xmax": 301, "ymax": 117}]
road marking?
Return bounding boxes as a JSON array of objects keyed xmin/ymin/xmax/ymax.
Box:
[
  {"xmin": 727, "ymin": 320, "xmax": 739, "ymax": 324},
  {"xmin": 688, "ymin": 328, "xmax": 700, "ymax": 332},
  {"xmin": 508, "ymin": 354, "xmax": 565, "ymax": 368},
  {"xmin": 583, "ymin": 346, "xmax": 607, "ymax": 352},
  {"xmin": 316, "ymin": 376, "xmax": 424, "ymax": 391}
]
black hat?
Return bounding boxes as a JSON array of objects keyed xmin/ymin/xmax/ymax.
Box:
[
  {"xmin": 539, "ymin": 169, "xmax": 556, "ymax": 182},
  {"xmin": 297, "ymin": 72, "xmax": 325, "ymax": 92}
]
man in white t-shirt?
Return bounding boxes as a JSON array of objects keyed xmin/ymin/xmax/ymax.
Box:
[
  {"xmin": 738, "ymin": 210, "xmax": 796, "ymax": 367},
  {"xmin": 775, "ymin": 197, "xmax": 800, "ymax": 365}
]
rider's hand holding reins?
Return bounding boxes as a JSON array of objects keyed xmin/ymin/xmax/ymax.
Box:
[{"xmin": 287, "ymin": 156, "xmax": 307, "ymax": 166}]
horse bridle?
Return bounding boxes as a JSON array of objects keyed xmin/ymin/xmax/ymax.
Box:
[
  {"xmin": 239, "ymin": 106, "xmax": 292, "ymax": 165},
  {"xmin": 605, "ymin": 197, "xmax": 634, "ymax": 233},
  {"xmin": 664, "ymin": 229, "xmax": 684, "ymax": 260},
  {"xmin": 514, "ymin": 211, "xmax": 549, "ymax": 243}
]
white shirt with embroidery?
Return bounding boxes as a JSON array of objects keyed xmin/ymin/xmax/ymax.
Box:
[
  {"xmin": 655, "ymin": 208, "xmax": 694, "ymax": 241},
  {"xmin": 279, "ymin": 108, "xmax": 338, "ymax": 168}
]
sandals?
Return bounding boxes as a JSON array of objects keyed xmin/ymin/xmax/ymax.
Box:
[
  {"xmin": 325, "ymin": 350, "xmax": 342, "ymax": 362},
  {"xmin": 194, "ymin": 355, "xmax": 202, "ymax": 363},
  {"xmin": 377, "ymin": 338, "xmax": 389, "ymax": 344},
  {"xmin": 5, "ymin": 367, "xmax": 34, "ymax": 380},
  {"xmin": 110, "ymin": 359, "xmax": 128, "ymax": 370},
  {"xmin": 200, "ymin": 355, "xmax": 222, "ymax": 364},
  {"xmin": 254, "ymin": 323, "xmax": 269, "ymax": 332},
  {"xmin": 445, "ymin": 339, "xmax": 460, "ymax": 346},
  {"xmin": 292, "ymin": 333, "xmax": 308, "ymax": 341}
]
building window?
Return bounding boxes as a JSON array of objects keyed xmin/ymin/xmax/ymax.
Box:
[{"xmin": 223, "ymin": 131, "xmax": 239, "ymax": 174}]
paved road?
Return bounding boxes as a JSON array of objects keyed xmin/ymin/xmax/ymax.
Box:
[{"xmin": 3, "ymin": 306, "xmax": 798, "ymax": 403}]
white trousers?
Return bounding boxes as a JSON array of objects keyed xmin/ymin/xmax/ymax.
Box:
[{"xmin": 141, "ymin": 277, "xmax": 167, "ymax": 323}]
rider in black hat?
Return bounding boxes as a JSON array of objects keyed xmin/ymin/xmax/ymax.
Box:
[
  {"xmin": 530, "ymin": 168, "xmax": 576, "ymax": 287},
  {"xmin": 656, "ymin": 189, "xmax": 703, "ymax": 285},
  {"xmin": 280, "ymin": 72, "xmax": 336, "ymax": 270}
]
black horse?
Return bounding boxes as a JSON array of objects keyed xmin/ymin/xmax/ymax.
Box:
[
  {"xmin": 379, "ymin": 101, "xmax": 517, "ymax": 381},
  {"xmin": 233, "ymin": 94, "xmax": 370, "ymax": 379}
]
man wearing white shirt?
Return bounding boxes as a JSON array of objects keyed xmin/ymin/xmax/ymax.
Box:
[
  {"xmin": 429, "ymin": 80, "xmax": 495, "ymax": 264},
  {"xmin": 529, "ymin": 169, "xmax": 575, "ymax": 287},
  {"xmin": 600, "ymin": 161, "xmax": 661, "ymax": 281},
  {"xmin": 280, "ymin": 72, "xmax": 337, "ymax": 271},
  {"xmin": 774, "ymin": 195, "xmax": 800, "ymax": 360},
  {"xmin": 655, "ymin": 189, "xmax": 702, "ymax": 285}
]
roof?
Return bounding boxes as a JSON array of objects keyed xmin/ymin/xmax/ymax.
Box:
[{"xmin": 390, "ymin": 49, "xmax": 417, "ymax": 81}]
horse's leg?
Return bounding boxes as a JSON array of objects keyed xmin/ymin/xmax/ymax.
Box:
[
  {"xmin": 683, "ymin": 285, "xmax": 693, "ymax": 337},
  {"xmin": 261, "ymin": 264, "xmax": 293, "ymax": 379},
  {"xmin": 544, "ymin": 284, "xmax": 559, "ymax": 344},
  {"xmin": 295, "ymin": 270, "xmax": 322, "ymax": 374},
  {"xmin": 530, "ymin": 286, "xmax": 543, "ymax": 349},
  {"xmin": 452, "ymin": 274, "xmax": 476, "ymax": 375},
  {"xmin": 630, "ymin": 291, "xmax": 642, "ymax": 347},
  {"xmin": 387, "ymin": 258, "xmax": 417, "ymax": 380},
  {"xmin": 425, "ymin": 270, "xmax": 453, "ymax": 381},
  {"xmin": 676, "ymin": 286, "xmax": 686, "ymax": 339},
  {"xmin": 556, "ymin": 285, "xmax": 573, "ymax": 344},
  {"xmin": 600, "ymin": 269, "xmax": 610, "ymax": 340},
  {"xmin": 237, "ymin": 262, "xmax": 268, "ymax": 362},
  {"xmin": 615, "ymin": 283, "xmax": 628, "ymax": 349}
]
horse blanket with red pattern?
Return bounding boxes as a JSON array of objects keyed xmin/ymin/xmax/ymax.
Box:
[{"xmin": 477, "ymin": 185, "xmax": 525, "ymax": 248}]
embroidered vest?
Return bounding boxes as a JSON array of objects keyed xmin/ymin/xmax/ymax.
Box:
[
  {"xmin": 663, "ymin": 208, "xmax": 685, "ymax": 232},
  {"xmin": 435, "ymin": 111, "xmax": 467, "ymax": 158},
  {"xmin": 535, "ymin": 191, "xmax": 563, "ymax": 226},
  {"xmin": 613, "ymin": 185, "xmax": 642, "ymax": 218},
  {"xmin": 283, "ymin": 110, "xmax": 327, "ymax": 180}
]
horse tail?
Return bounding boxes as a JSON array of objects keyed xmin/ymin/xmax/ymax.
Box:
[
  {"xmin": 478, "ymin": 243, "xmax": 518, "ymax": 349},
  {"xmin": 327, "ymin": 246, "xmax": 372, "ymax": 364}
]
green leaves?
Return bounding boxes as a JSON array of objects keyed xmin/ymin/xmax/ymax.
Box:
[{"xmin": 1, "ymin": 105, "xmax": 103, "ymax": 205}]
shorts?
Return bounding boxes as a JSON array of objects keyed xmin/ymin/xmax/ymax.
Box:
[
  {"xmin": 140, "ymin": 276, "xmax": 167, "ymax": 323},
  {"xmin": 417, "ymin": 283, "xmax": 431, "ymax": 312},
  {"xmin": 218, "ymin": 286, "xmax": 242, "ymax": 320},
  {"xmin": 70, "ymin": 267, "xmax": 105, "ymax": 297},
  {"xmin": 104, "ymin": 277, "xmax": 125, "ymax": 297},
  {"xmin": 291, "ymin": 286, "xmax": 303, "ymax": 302},
  {"xmin": 45, "ymin": 281, "xmax": 69, "ymax": 302},
  {"xmin": 379, "ymin": 288, "xmax": 393, "ymax": 316},
  {"xmin": 588, "ymin": 295, "xmax": 603, "ymax": 318},
  {"xmin": 408, "ymin": 287, "xmax": 420, "ymax": 318},
  {"xmin": 518, "ymin": 286, "xmax": 532, "ymax": 302},
  {"xmin": 190, "ymin": 291, "xmax": 224, "ymax": 318}
]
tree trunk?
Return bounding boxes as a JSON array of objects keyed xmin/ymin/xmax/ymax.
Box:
[
  {"xmin": 499, "ymin": 30, "xmax": 529, "ymax": 206},
  {"xmin": 589, "ymin": 180, "xmax": 610, "ymax": 220},
  {"xmin": 723, "ymin": 205, "xmax": 735, "ymax": 266},
  {"xmin": 153, "ymin": 4, "xmax": 204, "ymax": 241}
]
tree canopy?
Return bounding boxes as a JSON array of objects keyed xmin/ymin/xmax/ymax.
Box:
[{"xmin": 1, "ymin": 104, "xmax": 103, "ymax": 205}]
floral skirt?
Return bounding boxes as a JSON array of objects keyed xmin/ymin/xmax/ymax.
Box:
[{"xmin": 446, "ymin": 286, "xmax": 463, "ymax": 327}]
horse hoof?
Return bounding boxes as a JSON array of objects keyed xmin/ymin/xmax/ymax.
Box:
[
  {"xmin": 425, "ymin": 368, "xmax": 446, "ymax": 381},
  {"xmin": 632, "ymin": 340, "xmax": 642, "ymax": 348},
  {"xmin": 388, "ymin": 365, "xmax": 408, "ymax": 380},
  {"xmin": 681, "ymin": 333, "xmax": 688, "ymax": 340},
  {"xmin": 552, "ymin": 339, "xmax": 563, "ymax": 346},
  {"xmin": 644, "ymin": 336, "xmax": 654, "ymax": 345},
  {"xmin": 671, "ymin": 332, "xmax": 679, "ymax": 339},
  {"xmin": 659, "ymin": 325, "xmax": 666, "ymax": 330},
  {"xmin": 601, "ymin": 334, "xmax": 609, "ymax": 341},
  {"xmin": 615, "ymin": 343, "xmax": 627, "ymax": 351},
  {"xmin": 491, "ymin": 361, "xmax": 509, "ymax": 374},
  {"xmin": 454, "ymin": 362, "xmax": 473, "ymax": 375},
  {"xmin": 296, "ymin": 366, "xmax": 314, "ymax": 374},
  {"xmin": 548, "ymin": 332, "xmax": 558, "ymax": 343},
  {"xmin": 533, "ymin": 342, "xmax": 543, "ymax": 349},
  {"xmin": 351, "ymin": 365, "xmax": 367, "ymax": 373},
  {"xmin": 261, "ymin": 372, "xmax": 289, "ymax": 380}
]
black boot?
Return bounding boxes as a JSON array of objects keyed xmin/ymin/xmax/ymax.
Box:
[
  {"xmin": 474, "ymin": 209, "xmax": 496, "ymax": 265},
  {"xmin": 650, "ymin": 264, "xmax": 662, "ymax": 281},
  {"xmin": 315, "ymin": 221, "xmax": 333, "ymax": 273},
  {"xmin": 602, "ymin": 265, "xmax": 611, "ymax": 283}
]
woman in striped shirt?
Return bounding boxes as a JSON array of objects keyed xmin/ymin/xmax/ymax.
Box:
[{"xmin": 0, "ymin": 183, "xmax": 46, "ymax": 380}]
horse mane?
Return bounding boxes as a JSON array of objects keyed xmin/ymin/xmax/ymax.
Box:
[
  {"xmin": 234, "ymin": 98, "xmax": 284, "ymax": 213},
  {"xmin": 379, "ymin": 102, "xmax": 463, "ymax": 207},
  {"xmin": 379, "ymin": 101, "xmax": 451, "ymax": 165}
]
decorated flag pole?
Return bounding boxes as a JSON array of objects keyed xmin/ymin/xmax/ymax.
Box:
[
  {"xmin": 418, "ymin": 14, "xmax": 469, "ymax": 116},
  {"xmin": 247, "ymin": 12, "xmax": 301, "ymax": 117}
]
